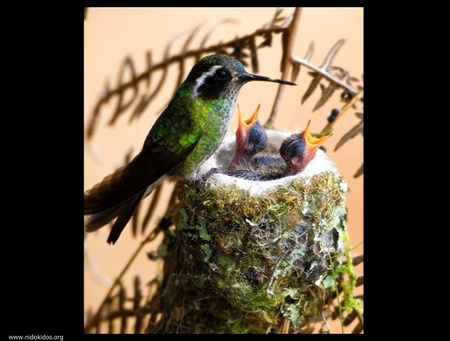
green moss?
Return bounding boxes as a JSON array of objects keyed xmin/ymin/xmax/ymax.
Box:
[{"xmin": 335, "ymin": 237, "xmax": 364, "ymax": 316}]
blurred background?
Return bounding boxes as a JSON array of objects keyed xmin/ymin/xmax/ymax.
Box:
[{"xmin": 84, "ymin": 7, "xmax": 363, "ymax": 333}]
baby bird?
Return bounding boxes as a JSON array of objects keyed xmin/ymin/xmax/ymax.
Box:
[
  {"xmin": 279, "ymin": 120, "xmax": 331, "ymax": 176},
  {"xmin": 227, "ymin": 104, "xmax": 268, "ymax": 172}
]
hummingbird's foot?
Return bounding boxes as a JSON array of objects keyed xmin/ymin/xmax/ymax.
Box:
[
  {"xmin": 202, "ymin": 167, "xmax": 222, "ymax": 179},
  {"xmin": 194, "ymin": 167, "xmax": 222, "ymax": 190},
  {"xmin": 201, "ymin": 167, "xmax": 222, "ymax": 183}
]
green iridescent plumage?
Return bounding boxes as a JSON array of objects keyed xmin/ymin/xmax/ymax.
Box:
[{"xmin": 84, "ymin": 54, "xmax": 296, "ymax": 244}]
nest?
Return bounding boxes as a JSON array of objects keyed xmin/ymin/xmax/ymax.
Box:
[{"xmin": 147, "ymin": 130, "xmax": 355, "ymax": 334}]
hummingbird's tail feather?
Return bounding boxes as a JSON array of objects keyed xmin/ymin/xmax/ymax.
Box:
[
  {"xmin": 85, "ymin": 181, "xmax": 161, "ymax": 235},
  {"xmin": 106, "ymin": 190, "xmax": 146, "ymax": 244},
  {"xmin": 85, "ymin": 191, "xmax": 147, "ymax": 244}
]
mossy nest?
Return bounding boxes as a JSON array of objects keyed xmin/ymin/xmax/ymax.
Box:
[{"xmin": 148, "ymin": 130, "xmax": 350, "ymax": 334}]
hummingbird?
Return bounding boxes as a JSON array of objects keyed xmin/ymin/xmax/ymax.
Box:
[
  {"xmin": 84, "ymin": 54, "xmax": 296, "ymax": 244},
  {"xmin": 226, "ymin": 120, "xmax": 332, "ymax": 181},
  {"xmin": 227, "ymin": 104, "xmax": 268, "ymax": 172}
]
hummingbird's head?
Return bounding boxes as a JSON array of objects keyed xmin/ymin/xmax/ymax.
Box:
[{"xmin": 187, "ymin": 54, "xmax": 296, "ymax": 100}]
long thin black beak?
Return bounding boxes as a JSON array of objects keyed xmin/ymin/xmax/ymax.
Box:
[{"xmin": 241, "ymin": 72, "xmax": 297, "ymax": 86}]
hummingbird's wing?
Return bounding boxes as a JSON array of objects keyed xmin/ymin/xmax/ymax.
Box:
[
  {"xmin": 84, "ymin": 117, "xmax": 201, "ymax": 215},
  {"xmin": 84, "ymin": 138, "xmax": 199, "ymax": 215}
]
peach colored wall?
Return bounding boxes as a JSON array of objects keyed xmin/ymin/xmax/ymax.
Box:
[{"xmin": 84, "ymin": 7, "xmax": 363, "ymax": 333}]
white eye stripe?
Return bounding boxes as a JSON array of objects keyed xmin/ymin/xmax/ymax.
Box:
[{"xmin": 192, "ymin": 65, "xmax": 223, "ymax": 99}]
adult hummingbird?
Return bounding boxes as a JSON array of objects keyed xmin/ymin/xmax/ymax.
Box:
[{"xmin": 84, "ymin": 54, "xmax": 296, "ymax": 244}]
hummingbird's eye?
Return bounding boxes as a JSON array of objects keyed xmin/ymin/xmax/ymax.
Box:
[{"xmin": 215, "ymin": 68, "xmax": 230, "ymax": 81}]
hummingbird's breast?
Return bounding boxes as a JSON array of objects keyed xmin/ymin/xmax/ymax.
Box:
[{"xmin": 174, "ymin": 97, "xmax": 236, "ymax": 178}]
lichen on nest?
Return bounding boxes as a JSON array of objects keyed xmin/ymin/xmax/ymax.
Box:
[{"xmin": 148, "ymin": 130, "xmax": 355, "ymax": 334}]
